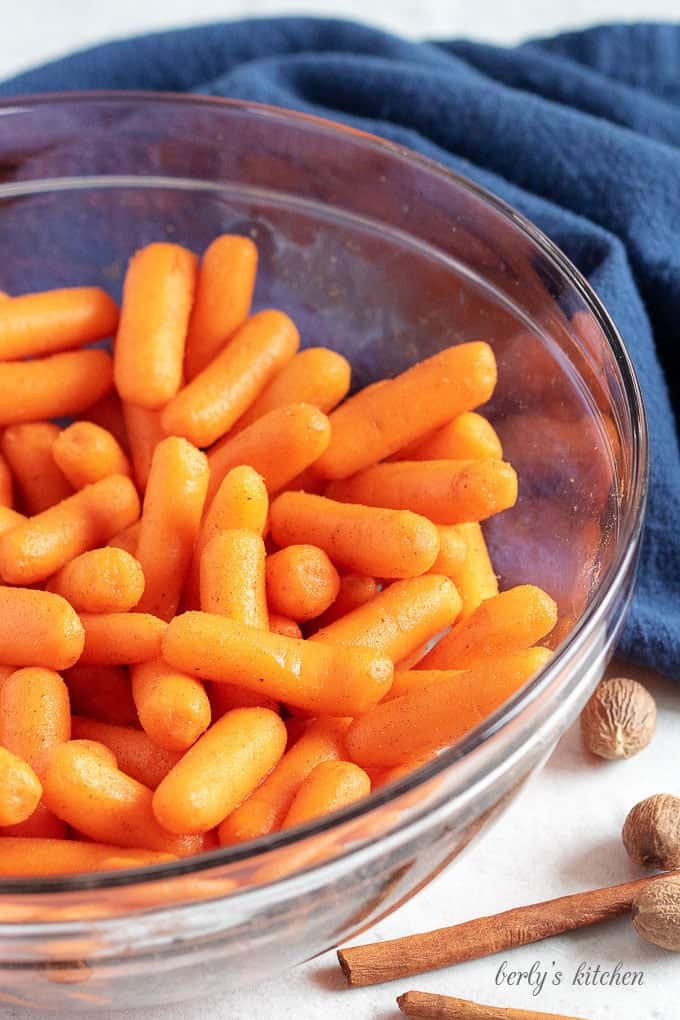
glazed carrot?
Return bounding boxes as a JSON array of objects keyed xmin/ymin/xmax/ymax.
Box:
[
  {"xmin": 42, "ymin": 741, "xmax": 202, "ymax": 856},
  {"xmin": 82, "ymin": 390, "xmax": 129, "ymax": 452},
  {"xmin": 66, "ymin": 739, "xmax": 118, "ymax": 769},
  {"xmin": 209, "ymin": 682, "xmax": 279, "ymax": 718},
  {"xmin": 313, "ymin": 574, "xmax": 381, "ymax": 629},
  {"xmin": 131, "ymin": 658, "xmax": 211, "ymax": 752},
  {"xmin": 122, "ymin": 402, "xmax": 165, "ymax": 491},
  {"xmin": 64, "ymin": 666, "xmax": 137, "ymax": 726},
  {"xmin": 0, "ymin": 838, "xmax": 176, "ymax": 876},
  {"xmin": 162, "ymin": 310, "xmax": 300, "ymax": 447},
  {"xmin": 184, "ymin": 234, "xmax": 258, "ymax": 379},
  {"xmin": 0, "ymin": 451, "xmax": 12, "ymax": 507},
  {"xmin": 315, "ymin": 342, "xmax": 497, "ymax": 479},
  {"xmin": 401, "ymin": 411, "xmax": 503, "ymax": 461},
  {"xmin": 135, "ymin": 437, "xmax": 208, "ymax": 620},
  {"xmin": 206, "ymin": 403, "xmax": 331, "ymax": 502},
  {"xmin": 200, "ymin": 529, "xmax": 268, "ymax": 628},
  {"xmin": 52, "ymin": 421, "xmax": 131, "ymax": 489},
  {"xmin": 234, "ymin": 347, "xmax": 351, "ymax": 431},
  {"xmin": 448, "ymin": 522, "xmax": 498, "ymax": 618},
  {"xmin": 0, "ymin": 287, "xmax": 118, "ymax": 360},
  {"xmin": 1, "ymin": 423, "xmax": 73, "ymax": 514},
  {"xmin": 326, "ymin": 460, "xmax": 518, "ymax": 525},
  {"xmin": 0, "ymin": 801, "xmax": 66, "ymax": 840},
  {"xmin": 0, "ymin": 665, "xmax": 15, "ymax": 683},
  {"xmin": 431, "ymin": 526, "xmax": 467, "ymax": 575},
  {"xmin": 78, "ymin": 614, "xmax": 166, "ymax": 666},
  {"xmin": 265, "ymin": 544, "xmax": 341, "ymax": 622},
  {"xmin": 107, "ymin": 520, "xmax": 140, "ymax": 556},
  {"xmin": 164, "ymin": 612, "xmax": 393, "ymax": 715},
  {"xmin": 345, "ymin": 648, "xmax": 553, "ymax": 767},
  {"xmin": 0, "ymin": 668, "xmax": 71, "ymax": 776},
  {"xmin": 388, "ymin": 668, "xmax": 465, "ymax": 700},
  {"xmin": 0, "ymin": 348, "xmax": 114, "ymax": 426},
  {"xmin": 218, "ymin": 717, "xmax": 350, "ymax": 844},
  {"xmin": 269, "ymin": 492, "xmax": 440, "ymax": 579},
  {"xmin": 366, "ymin": 753, "xmax": 437, "ymax": 789},
  {"xmin": 0, "ymin": 748, "xmax": 43, "ymax": 827},
  {"xmin": 268, "ymin": 615, "xmax": 303, "ymax": 639},
  {"xmin": 71, "ymin": 716, "xmax": 180, "ymax": 789},
  {"xmin": 0, "ymin": 589, "xmax": 84, "ymax": 669},
  {"xmin": 0, "ymin": 506, "xmax": 25, "ymax": 536},
  {"xmin": 0, "ymin": 474, "xmax": 140, "ymax": 585},
  {"xmin": 282, "ymin": 760, "xmax": 370, "ymax": 828},
  {"xmin": 153, "ymin": 707, "xmax": 286, "ymax": 834},
  {"xmin": 418, "ymin": 585, "xmax": 558, "ymax": 670},
  {"xmin": 47, "ymin": 547, "xmax": 145, "ymax": 614},
  {"xmin": 312, "ymin": 575, "xmax": 461, "ymax": 664},
  {"xmin": 114, "ymin": 242, "xmax": 197, "ymax": 408}
]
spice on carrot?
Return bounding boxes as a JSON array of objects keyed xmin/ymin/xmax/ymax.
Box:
[
  {"xmin": 265, "ymin": 544, "xmax": 341, "ymax": 622},
  {"xmin": 282, "ymin": 760, "xmax": 370, "ymax": 828},
  {"xmin": 71, "ymin": 716, "xmax": 180, "ymax": 789},
  {"xmin": 47, "ymin": 547, "xmax": 145, "ymax": 614},
  {"xmin": 52, "ymin": 421, "xmax": 131, "ymax": 489},
  {"xmin": 78, "ymin": 613, "xmax": 166, "ymax": 666},
  {"xmin": 131, "ymin": 658, "xmax": 211, "ymax": 752},
  {"xmin": 0, "ymin": 590, "xmax": 84, "ymax": 670},
  {"xmin": 200, "ymin": 529, "xmax": 268, "ymax": 627}
]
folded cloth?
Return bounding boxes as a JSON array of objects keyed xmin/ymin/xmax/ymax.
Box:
[{"xmin": 2, "ymin": 19, "xmax": 679, "ymax": 677}]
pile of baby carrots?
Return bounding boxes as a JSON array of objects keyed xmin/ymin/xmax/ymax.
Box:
[{"xmin": 0, "ymin": 236, "xmax": 558, "ymax": 878}]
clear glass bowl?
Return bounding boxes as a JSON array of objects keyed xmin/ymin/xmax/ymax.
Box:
[{"xmin": 0, "ymin": 94, "xmax": 647, "ymax": 1013}]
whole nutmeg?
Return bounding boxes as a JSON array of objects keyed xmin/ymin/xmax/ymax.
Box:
[
  {"xmin": 623, "ymin": 794, "xmax": 680, "ymax": 869},
  {"xmin": 581, "ymin": 676, "xmax": 656, "ymax": 759},
  {"xmin": 632, "ymin": 875, "xmax": 680, "ymax": 951}
]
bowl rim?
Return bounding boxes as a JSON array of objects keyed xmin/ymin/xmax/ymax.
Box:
[{"xmin": 0, "ymin": 91, "xmax": 649, "ymax": 897}]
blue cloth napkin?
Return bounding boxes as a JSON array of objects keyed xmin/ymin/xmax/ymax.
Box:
[{"xmin": 2, "ymin": 18, "xmax": 680, "ymax": 677}]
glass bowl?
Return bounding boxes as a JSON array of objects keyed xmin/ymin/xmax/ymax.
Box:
[{"xmin": 0, "ymin": 94, "xmax": 647, "ymax": 1013}]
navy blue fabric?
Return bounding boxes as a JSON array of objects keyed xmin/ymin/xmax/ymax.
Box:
[{"xmin": 2, "ymin": 18, "xmax": 680, "ymax": 677}]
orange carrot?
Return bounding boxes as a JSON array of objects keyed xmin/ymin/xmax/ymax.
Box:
[
  {"xmin": 209, "ymin": 682, "xmax": 279, "ymax": 718},
  {"xmin": 78, "ymin": 613, "xmax": 166, "ymax": 666},
  {"xmin": 200, "ymin": 529, "xmax": 268, "ymax": 627},
  {"xmin": 0, "ymin": 474, "xmax": 140, "ymax": 585},
  {"xmin": 114, "ymin": 242, "xmax": 197, "ymax": 408},
  {"xmin": 268, "ymin": 615, "xmax": 303, "ymax": 639},
  {"xmin": 326, "ymin": 460, "xmax": 518, "ymax": 525},
  {"xmin": 206, "ymin": 403, "xmax": 331, "ymax": 502},
  {"xmin": 265, "ymin": 544, "xmax": 341, "ymax": 622},
  {"xmin": 431, "ymin": 526, "xmax": 467, "ymax": 575},
  {"xmin": 107, "ymin": 520, "xmax": 140, "ymax": 556},
  {"xmin": 388, "ymin": 668, "xmax": 465, "ymax": 700},
  {"xmin": 345, "ymin": 648, "xmax": 553, "ymax": 767},
  {"xmin": 218, "ymin": 717, "xmax": 350, "ymax": 844},
  {"xmin": 448, "ymin": 522, "xmax": 498, "ymax": 618},
  {"xmin": 0, "ymin": 348, "xmax": 114, "ymax": 425},
  {"xmin": 164, "ymin": 612, "xmax": 393, "ymax": 715},
  {"xmin": 312, "ymin": 575, "xmax": 461, "ymax": 664},
  {"xmin": 135, "ymin": 437, "xmax": 208, "ymax": 620},
  {"xmin": 315, "ymin": 342, "xmax": 497, "ymax": 479},
  {"xmin": 417, "ymin": 585, "xmax": 558, "ymax": 669},
  {"xmin": 163, "ymin": 310, "xmax": 300, "ymax": 447},
  {"xmin": 401, "ymin": 411, "xmax": 503, "ymax": 461},
  {"xmin": 47, "ymin": 547, "xmax": 145, "ymax": 614},
  {"xmin": 234, "ymin": 347, "xmax": 351, "ymax": 431},
  {"xmin": 71, "ymin": 716, "xmax": 180, "ymax": 789},
  {"xmin": 63, "ymin": 666, "xmax": 137, "ymax": 727},
  {"xmin": 0, "ymin": 287, "xmax": 118, "ymax": 360},
  {"xmin": 131, "ymin": 658, "xmax": 211, "ymax": 752},
  {"xmin": 282, "ymin": 760, "xmax": 370, "ymax": 828},
  {"xmin": 0, "ymin": 748, "xmax": 43, "ymax": 827},
  {"xmin": 269, "ymin": 492, "xmax": 440, "ymax": 579},
  {"xmin": 153, "ymin": 707, "xmax": 286, "ymax": 834},
  {"xmin": 0, "ymin": 506, "xmax": 25, "ymax": 537},
  {"xmin": 0, "ymin": 589, "xmax": 84, "ymax": 669},
  {"xmin": 82, "ymin": 390, "xmax": 129, "ymax": 453},
  {"xmin": 313, "ymin": 574, "xmax": 380, "ymax": 629},
  {"xmin": 367, "ymin": 753, "xmax": 437, "ymax": 788},
  {"xmin": 122, "ymin": 402, "xmax": 165, "ymax": 491},
  {"xmin": 0, "ymin": 451, "xmax": 12, "ymax": 508},
  {"xmin": 52, "ymin": 421, "xmax": 131, "ymax": 489},
  {"xmin": 0, "ymin": 801, "xmax": 66, "ymax": 840},
  {"xmin": 65, "ymin": 739, "xmax": 118, "ymax": 769},
  {"xmin": 1, "ymin": 423, "xmax": 73, "ymax": 514},
  {"xmin": 0, "ymin": 667, "xmax": 71, "ymax": 776},
  {"xmin": 0, "ymin": 837, "xmax": 176, "ymax": 876}
]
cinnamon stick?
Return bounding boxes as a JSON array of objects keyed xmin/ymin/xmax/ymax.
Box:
[
  {"xmin": 397, "ymin": 990, "xmax": 589, "ymax": 1020},
  {"xmin": 338, "ymin": 871, "xmax": 672, "ymax": 987}
]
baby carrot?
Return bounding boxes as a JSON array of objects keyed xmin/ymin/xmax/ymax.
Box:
[
  {"xmin": 269, "ymin": 492, "xmax": 441, "ymax": 579},
  {"xmin": 1, "ymin": 423, "xmax": 73, "ymax": 514},
  {"xmin": 206, "ymin": 403, "xmax": 331, "ymax": 502},
  {"xmin": 265, "ymin": 544, "xmax": 341, "ymax": 622},
  {"xmin": 131, "ymin": 658, "xmax": 211, "ymax": 752},
  {"xmin": 47, "ymin": 547, "xmax": 145, "ymax": 614},
  {"xmin": 153, "ymin": 707, "xmax": 286, "ymax": 834},
  {"xmin": 0, "ymin": 287, "xmax": 118, "ymax": 360},
  {"xmin": 0, "ymin": 667, "xmax": 71, "ymax": 776},
  {"xmin": 122, "ymin": 403, "xmax": 165, "ymax": 491},
  {"xmin": 162, "ymin": 310, "xmax": 300, "ymax": 447},
  {"xmin": 313, "ymin": 574, "xmax": 381, "ymax": 629},
  {"xmin": 218, "ymin": 717, "xmax": 350, "ymax": 844},
  {"xmin": 209, "ymin": 682, "xmax": 279, "ymax": 717},
  {"xmin": 0, "ymin": 451, "xmax": 12, "ymax": 507},
  {"xmin": 345, "ymin": 648, "xmax": 553, "ymax": 767},
  {"xmin": 0, "ymin": 837, "xmax": 176, "ymax": 876},
  {"xmin": 431, "ymin": 526, "xmax": 467, "ymax": 575},
  {"xmin": 0, "ymin": 506, "xmax": 25, "ymax": 536},
  {"xmin": 0, "ymin": 801, "xmax": 65, "ymax": 840},
  {"xmin": 52, "ymin": 421, "xmax": 131, "ymax": 489},
  {"xmin": 65, "ymin": 739, "xmax": 118, "ymax": 769},
  {"xmin": 82, "ymin": 390, "xmax": 129, "ymax": 453},
  {"xmin": 234, "ymin": 347, "xmax": 351, "ymax": 431},
  {"xmin": 0, "ymin": 589, "xmax": 84, "ymax": 669},
  {"xmin": 315, "ymin": 342, "xmax": 497, "ymax": 479},
  {"xmin": 114, "ymin": 242, "xmax": 197, "ymax": 408},
  {"xmin": 388, "ymin": 668, "xmax": 465, "ymax": 700},
  {"xmin": 418, "ymin": 585, "xmax": 558, "ymax": 669},
  {"xmin": 326, "ymin": 460, "xmax": 518, "ymax": 525},
  {"xmin": 71, "ymin": 716, "xmax": 180, "ymax": 789},
  {"xmin": 449, "ymin": 522, "xmax": 498, "ymax": 618},
  {"xmin": 107, "ymin": 520, "xmax": 140, "ymax": 556},
  {"xmin": 184, "ymin": 234, "xmax": 258, "ymax": 379},
  {"xmin": 78, "ymin": 614, "xmax": 166, "ymax": 666},
  {"xmin": 64, "ymin": 666, "xmax": 137, "ymax": 726},
  {"xmin": 268, "ymin": 615, "xmax": 303, "ymax": 639},
  {"xmin": 0, "ymin": 748, "xmax": 43, "ymax": 827},
  {"xmin": 0, "ymin": 348, "xmax": 114, "ymax": 426},
  {"xmin": 164, "ymin": 612, "xmax": 393, "ymax": 715},
  {"xmin": 135, "ymin": 437, "xmax": 208, "ymax": 621},
  {"xmin": 312, "ymin": 575, "xmax": 461, "ymax": 663},
  {"xmin": 401, "ymin": 411, "xmax": 503, "ymax": 461},
  {"xmin": 282, "ymin": 760, "xmax": 370, "ymax": 829},
  {"xmin": 42, "ymin": 741, "xmax": 202, "ymax": 856},
  {"xmin": 200, "ymin": 530, "xmax": 268, "ymax": 627}
]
